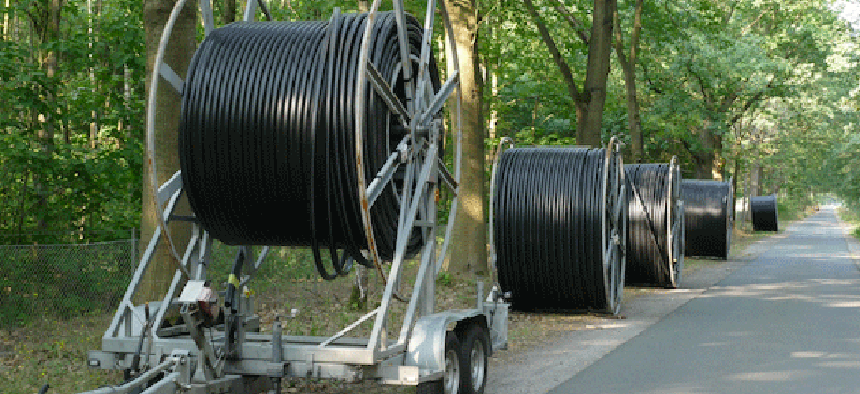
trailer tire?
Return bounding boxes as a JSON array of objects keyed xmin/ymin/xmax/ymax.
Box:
[
  {"xmin": 460, "ymin": 324, "xmax": 489, "ymax": 394},
  {"xmin": 417, "ymin": 379, "xmax": 444, "ymax": 394}
]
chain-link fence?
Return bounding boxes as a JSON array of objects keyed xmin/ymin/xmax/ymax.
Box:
[{"xmin": 0, "ymin": 239, "xmax": 137, "ymax": 329}]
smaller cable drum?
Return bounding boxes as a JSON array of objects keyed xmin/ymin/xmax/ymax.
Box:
[
  {"xmin": 750, "ymin": 195, "xmax": 779, "ymax": 231},
  {"xmin": 680, "ymin": 179, "xmax": 734, "ymax": 259},
  {"xmin": 624, "ymin": 161, "xmax": 683, "ymax": 288},
  {"xmin": 492, "ymin": 144, "xmax": 626, "ymax": 313}
]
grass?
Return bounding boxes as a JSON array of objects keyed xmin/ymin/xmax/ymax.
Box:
[
  {"xmin": 836, "ymin": 205, "xmax": 860, "ymax": 240},
  {"xmin": 0, "ymin": 314, "xmax": 123, "ymax": 394}
]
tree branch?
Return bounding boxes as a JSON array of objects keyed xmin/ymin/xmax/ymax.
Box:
[
  {"xmin": 741, "ymin": 10, "xmax": 766, "ymax": 36},
  {"xmin": 547, "ymin": 0, "xmax": 590, "ymax": 46},
  {"xmin": 686, "ymin": 62, "xmax": 711, "ymax": 106},
  {"xmin": 523, "ymin": 0, "xmax": 585, "ymax": 103},
  {"xmin": 729, "ymin": 79, "xmax": 774, "ymax": 126}
]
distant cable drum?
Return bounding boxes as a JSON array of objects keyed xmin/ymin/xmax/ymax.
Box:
[
  {"xmin": 492, "ymin": 147, "xmax": 626, "ymax": 313},
  {"xmin": 680, "ymin": 179, "xmax": 734, "ymax": 259},
  {"xmin": 750, "ymin": 195, "xmax": 779, "ymax": 231},
  {"xmin": 624, "ymin": 162, "xmax": 683, "ymax": 287},
  {"xmin": 178, "ymin": 13, "xmax": 440, "ymax": 277}
]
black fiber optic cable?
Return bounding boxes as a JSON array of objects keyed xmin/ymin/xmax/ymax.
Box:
[
  {"xmin": 680, "ymin": 179, "xmax": 734, "ymax": 259},
  {"xmin": 493, "ymin": 148, "xmax": 624, "ymax": 312},
  {"xmin": 750, "ymin": 195, "xmax": 778, "ymax": 231},
  {"xmin": 625, "ymin": 164, "xmax": 679, "ymax": 287},
  {"xmin": 178, "ymin": 12, "xmax": 441, "ymax": 279}
]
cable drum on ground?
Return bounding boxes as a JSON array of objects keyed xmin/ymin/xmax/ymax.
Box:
[
  {"xmin": 177, "ymin": 12, "xmax": 441, "ymax": 278},
  {"xmin": 680, "ymin": 179, "xmax": 734, "ymax": 259},
  {"xmin": 492, "ymin": 145, "xmax": 626, "ymax": 313},
  {"xmin": 624, "ymin": 161, "xmax": 683, "ymax": 288},
  {"xmin": 750, "ymin": 195, "xmax": 779, "ymax": 231}
]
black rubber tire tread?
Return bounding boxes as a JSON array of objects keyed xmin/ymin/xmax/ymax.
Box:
[
  {"xmin": 680, "ymin": 179, "xmax": 734, "ymax": 259},
  {"xmin": 459, "ymin": 324, "xmax": 489, "ymax": 394},
  {"xmin": 493, "ymin": 148, "xmax": 623, "ymax": 312},
  {"xmin": 177, "ymin": 13, "xmax": 441, "ymax": 278},
  {"xmin": 416, "ymin": 379, "xmax": 444, "ymax": 394},
  {"xmin": 624, "ymin": 164, "xmax": 678, "ymax": 287},
  {"xmin": 750, "ymin": 195, "xmax": 779, "ymax": 231}
]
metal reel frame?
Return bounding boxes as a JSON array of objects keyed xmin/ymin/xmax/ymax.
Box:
[
  {"xmin": 725, "ymin": 176, "xmax": 735, "ymax": 257},
  {"xmin": 488, "ymin": 137, "xmax": 516, "ymax": 285},
  {"xmin": 602, "ymin": 136, "xmax": 626, "ymax": 315},
  {"xmin": 101, "ymin": 0, "xmax": 468, "ymax": 389},
  {"xmin": 355, "ymin": 0, "xmax": 463, "ymax": 353},
  {"xmin": 667, "ymin": 156, "xmax": 684, "ymax": 288}
]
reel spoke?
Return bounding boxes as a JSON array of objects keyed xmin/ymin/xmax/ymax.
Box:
[
  {"xmin": 392, "ymin": 0, "xmax": 414, "ymax": 113},
  {"xmin": 413, "ymin": 0, "xmax": 437, "ymax": 114},
  {"xmin": 242, "ymin": 0, "xmax": 256, "ymax": 22},
  {"xmin": 199, "ymin": 0, "xmax": 214, "ymax": 36},
  {"xmin": 158, "ymin": 62, "xmax": 184, "ymax": 95},
  {"xmin": 366, "ymin": 151, "xmax": 403, "ymax": 207},
  {"xmin": 437, "ymin": 158, "xmax": 458, "ymax": 193},
  {"xmin": 366, "ymin": 61, "xmax": 411, "ymax": 128},
  {"xmin": 419, "ymin": 71, "xmax": 459, "ymax": 126}
]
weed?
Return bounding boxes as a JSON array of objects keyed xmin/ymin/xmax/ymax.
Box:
[{"xmin": 436, "ymin": 271, "xmax": 453, "ymax": 287}]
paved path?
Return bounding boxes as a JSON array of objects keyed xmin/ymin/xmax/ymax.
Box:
[{"xmin": 547, "ymin": 206, "xmax": 860, "ymax": 393}]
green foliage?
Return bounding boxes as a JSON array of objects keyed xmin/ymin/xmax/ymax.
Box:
[{"xmin": 0, "ymin": 0, "xmax": 144, "ymax": 244}]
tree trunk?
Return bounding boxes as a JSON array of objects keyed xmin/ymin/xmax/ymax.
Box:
[
  {"xmin": 577, "ymin": 0, "xmax": 615, "ymax": 148},
  {"xmin": 443, "ymin": 0, "xmax": 487, "ymax": 276},
  {"xmin": 88, "ymin": 0, "xmax": 100, "ymax": 150},
  {"xmin": 2, "ymin": 0, "xmax": 9, "ymax": 40},
  {"xmin": 358, "ymin": 0, "xmax": 369, "ymax": 12},
  {"xmin": 31, "ymin": 0, "xmax": 63, "ymax": 231},
  {"xmin": 140, "ymin": 0, "xmax": 196, "ymax": 302},
  {"xmin": 525, "ymin": 0, "xmax": 615, "ymax": 148},
  {"xmin": 223, "ymin": 0, "xmax": 236, "ymax": 24},
  {"xmin": 691, "ymin": 126, "xmax": 723, "ymax": 179},
  {"xmin": 614, "ymin": 0, "xmax": 643, "ymax": 162}
]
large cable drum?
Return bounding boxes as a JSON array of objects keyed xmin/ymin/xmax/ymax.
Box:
[
  {"xmin": 177, "ymin": 13, "xmax": 441, "ymax": 270},
  {"xmin": 680, "ymin": 179, "xmax": 734, "ymax": 259},
  {"xmin": 625, "ymin": 159, "xmax": 684, "ymax": 288},
  {"xmin": 751, "ymin": 195, "xmax": 779, "ymax": 231},
  {"xmin": 492, "ymin": 141, "xmax": 626, "ymax": 313}
]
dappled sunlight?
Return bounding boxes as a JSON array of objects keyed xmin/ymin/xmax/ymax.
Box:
[
  {"xmin": 773, "ymin": 244, "xmax": 813, "ymax": 252},
  {"xmin": 726, "ymin": 370, "xmax": 813, "ymax": 382},
  {"xmin": 701, "ymin": 278, "xmax": 860, "ymax": 309}
]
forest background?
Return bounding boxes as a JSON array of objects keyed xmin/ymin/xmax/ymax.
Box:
[{"xmin": 1, "ymin": 0, "xmax": 859, "ymax": 246}]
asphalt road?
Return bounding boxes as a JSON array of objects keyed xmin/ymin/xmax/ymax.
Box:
[{"xmin": 545, "ymin": 206, "xmax": 860, "ymax": 394}]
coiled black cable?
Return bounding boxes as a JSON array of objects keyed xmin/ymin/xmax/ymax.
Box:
[
  {"xmin": 493, "ymin": 147, "xmax": 624, "ymax": 312},
  {"xmin": 750, "ymin": 195, "xmax": 778, "ymax": 231},
  {"xmin": 625, "ymin": 164, "xmax": 680, "ymax": 287},
  {"xmin": 680, "ymin": 179, "xmax": 734, "ymax": 259},
  {"xmin": 178, "ymin": 12, "xmax": 441, "ymax": 279}
]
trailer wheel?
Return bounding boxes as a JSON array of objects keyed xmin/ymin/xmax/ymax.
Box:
[
  {"xmin": 443, "ymin": 331, "xmax": 464, "ymax": 394},
  {"xmin": 460, "ymin": 324, "xmax": 489, "ymax": 394}
]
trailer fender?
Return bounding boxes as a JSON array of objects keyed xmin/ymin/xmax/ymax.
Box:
[{"xmin": 404, "ymin": 311, "xmax": 485, "ymax": 372}]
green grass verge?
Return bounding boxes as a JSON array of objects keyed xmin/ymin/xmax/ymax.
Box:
[{"xmin": 0, "ymin": 314, "xmax": 123, "ymax": 394}]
